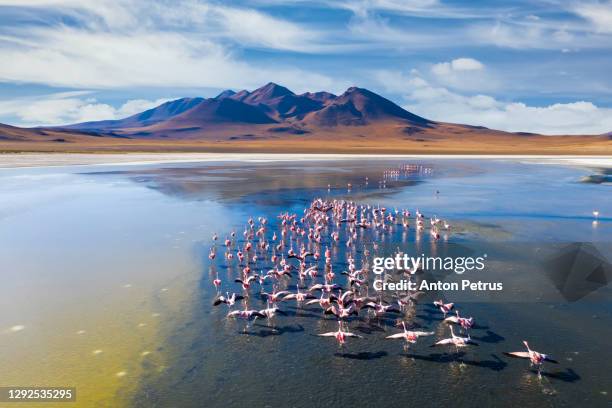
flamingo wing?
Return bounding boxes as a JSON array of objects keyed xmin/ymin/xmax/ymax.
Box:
[
  {"xmin": 413, "ymin": 331, "xmax": 435, "ymax": 337},
  {"xmin": 503, "ymin": 351, "xmax": 531, "ymax": 359},
  {"xmin": 444, "ymin": 316, "xmax": 459, "ymax": 324},
  {"xmin": 431, "ymin": 338, "xmax": 454, "ymax": 346},
  {"xmin": 385, "ymin": 333, "xmax": 406, "ymax": 339},
  {"xmin": 341, "ymin": 291, "xmax": 354, "ymax": 302}
]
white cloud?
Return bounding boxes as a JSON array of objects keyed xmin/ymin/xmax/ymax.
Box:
[
  {"xmin": 0, "ymin": 92, "xmax": 171, "ymax": 126},
  {"xmin": 429, "ymin": 57, "xmax": 498, "ymax": 92},
  {"xmin": 449, "ymin": 57, "xmax": 484, "ymax": 71},
  {"xmin": 466, "ymin": 16, "xmax": 612, "ymax": 50},
  {"xmin": 341, "ymin": 0, "xmax": 439, "ymax": 17},
  {"xmin": 573, "ymin": 1, "xmax": 612, "ymax": 33},
  {"xmin": 0, "ymin": 0, "xmax": 338, "ymax": 91},
  {"xmin": 210, "ymin": 6, "xmax": 323, "ymax": 51},
  {"xmin": 374, "ymin": 69, "xmax": 612, "ymax": 135},
  {"xmin": 431, "ymin": 57, "xmax": 483, "ymax": 76}
]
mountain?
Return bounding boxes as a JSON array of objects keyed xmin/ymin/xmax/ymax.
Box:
[
  {"xmin": 63, "ymin": 83, "xmax": 431, "ymax": 133},
  {"xmin": 215, "ymin": 90, "xmax": 236, "ymax": 99},
  {"xmin": 300, "ymin": 91, "xmax": 336, "ymax": 104},
  {"xmin": 302, "ymin": 87, "xmax": 430, "ymax": 127},
  {"xmin": 1, "ymin": 82, "xmax": 610, "ymax": 154},
  {"xmin": 152, "ymin": 97, "xmax": 277, "ymax": 129},
  {"xmin": 66, "ymin": 97, "xmax": 205, "ymax": 130},
  {"xmin": 240, "ymin": 82, "xmax": 294, "ymax": 105},
  {"xmin": 220, "ymin": 82, "xmax": 325, "ymax": 120}
]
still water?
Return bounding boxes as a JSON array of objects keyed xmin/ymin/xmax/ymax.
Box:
[{"xmin": 0, "ymin": 158, "xmax": 610, "ymax": 407}]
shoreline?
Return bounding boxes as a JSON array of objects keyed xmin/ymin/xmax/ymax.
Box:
[{"xmin": 0, "ymin": 152, "xmax": 611, "ymax": 169}]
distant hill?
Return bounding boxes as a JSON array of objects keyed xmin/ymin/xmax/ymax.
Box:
[{"xmin": 0, "ymin": 82, "xmax": 610, "ymax": 154}]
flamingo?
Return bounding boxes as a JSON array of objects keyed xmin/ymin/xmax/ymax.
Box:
[
  {"xmin": 227, "ymin": 309, "xmax": 266, "ymax": 320},
  {"xmin": 504, "ymin": 341, "xmax": 558, "ymax": 377},
  {"xmin": 212, "ymin": 277, "xmax": 221, "ymax": 292},
  {"xmin": 258, "ymin": 302, "xmax": 287, "ymax": 329},
  {"xmin": 305, "ymin": 293, "xmax": 332, "ymax": 310},
  {"xmin": 317, "ymin": 321, "xmax": 362, "ymax": 345},
  {"xmin": 235, "ymin": 275, "xmax": 258, "ymax": 291},
  {"xmin": 324, "ymin": 303, "xmax": 358, "ymax": 319},
  {"xmin": 213, "ymin": 292, "xmax": 244, "ymax": 307},
  {"xmin": 309, "ymin": 283, "xmax": 341, "ymax": 293},
  {"xmin": 386, "ymin": 322, "xmax": 434, "ymax": 347},
  {"xmin": 261, "ymin": 290, "xmax": 290, "ymax": 304},
  {"xmin": 433, "ymin": 300, "xmax": 454, "ymax": 317},
  {"xmin": 283, "ymin": 286, "xmax": 316, "ymax": 303},
  {"xmin": 444, "ymin": 310, "xmax": 474, "ymax": 332},
  {"xmin": 396, "ymin": 291, "xmax": 425, "ymax": 311},
  {"xmin": 363, "ymin": 301, "xmax": 401, "ymax": 316},
  {"xmin": 431, "ymin": 325, "xmax": 478, "ymax": 349}
]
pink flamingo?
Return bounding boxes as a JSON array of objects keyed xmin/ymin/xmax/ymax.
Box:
[
  {"xmin": 385, "ymin": 322, "xmax": 434, "ymax": 347},
  {"xmin": 433, "ymin": 300, "xmax": 454, "ymax": 317},
  {"xmin": 504, "ymin": 341, "xmax": 558, "ymax": 377},
  {"xmin": 317, "ymin": 321, "xmax": 362, "ymax": 346}
]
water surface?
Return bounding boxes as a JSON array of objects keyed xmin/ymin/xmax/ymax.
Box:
[{"xmin": 0, "ymin": 158, "xmax": 610, "ymax": 407}]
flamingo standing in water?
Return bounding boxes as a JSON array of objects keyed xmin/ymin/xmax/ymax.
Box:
[
  {"xmin": 212, "ymin": 276, "xmax": 222, "ymax": 293},
  {"xmin": 385, "ymin": 322, "xmax": 434, "ymax": 348},
  {"xmin": 504, "ymin": 341, "xmax": 558, "ymax": 378},
  {"xmin": 317, "ymin": 321, "xmax": 362, "ymax": 346}
]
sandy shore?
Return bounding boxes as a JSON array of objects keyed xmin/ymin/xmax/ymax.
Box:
[{"xmin": 0, "ymin": 152, "xmax": 611, "ymax": 169}]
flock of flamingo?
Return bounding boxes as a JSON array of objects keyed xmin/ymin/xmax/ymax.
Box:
[{"xmin": 208, "ymin": 194, "xmax": 559, "ymax": 378}]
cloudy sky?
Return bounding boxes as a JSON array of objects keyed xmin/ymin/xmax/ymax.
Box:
[{"xmin": 0, "ymin": 0, "xmax": 611, "ymax": 134}]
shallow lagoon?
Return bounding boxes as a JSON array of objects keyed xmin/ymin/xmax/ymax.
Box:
[{"xmin": 0, "ymin": 158, "xmax": 610, "ymax": 407}]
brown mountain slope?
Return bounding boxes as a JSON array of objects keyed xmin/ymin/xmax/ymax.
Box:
[
  {"xmin": 152, "ymin": 97, "xmax": 277, "ymax": 129},
  {"xmin": 301, "ymin": 87, "xmax": 431, "ymax": 127}
]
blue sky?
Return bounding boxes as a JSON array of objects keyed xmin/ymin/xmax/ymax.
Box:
[{"xmin": 0, "ymin": 0, "xmax": 611, "ymax": 134}]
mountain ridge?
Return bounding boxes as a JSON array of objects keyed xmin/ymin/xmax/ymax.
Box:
[
  {"xmin": 60, "ymin": 82, "xmax": 433, "ymax": 133},
  {"xmin": 0, "ymin": 82, "xmax": 610, "ymax": 155}
]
